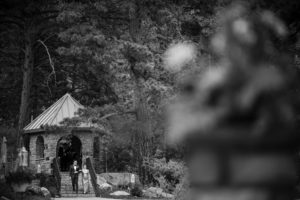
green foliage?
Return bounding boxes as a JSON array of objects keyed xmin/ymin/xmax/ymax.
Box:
[
  {"xmin": 144, "ymin": 158, "xmax": 186, "ymax": 192},
  {"xmin": 39, "ymin": 173, "xmax": 56, "ymax": 188},
  {"xmin": 130, "ymin": 185, "xmax": 143, "ymax": 197},
  {"xmin": 98, "ymin": 187, "xmax": 112, "ymax": 198},
  {"xmin": 105, "ymin": 140, "xmax": 135, "ymax": 172},
  {"xmin": 0, "ymin": 127, "xmax": 17, "ymax": 148},
  {"xmin": 1, "ymin": 0, "xmax": 300, "ymax": 130},
  {"xmin": 5, "ymin": 168, "xmax": 35, "ymax": 184},
  {"xmin": 173, "ymin": 175, "xmax": 189, "ymax": 200},
  {"xmin": 59, "ymin": 117, "xmax": 82, "ymax": 127},
  {"xmin": 0, "ymin": 181, "xmax": 15, "ymax": 200},
  {"xmin": 39, "ymin": 173, "xmax": 57, "ymax": 197},
  {"xmin": 0, "ymin": 0, "xmax": 218, "ymax": 138}
]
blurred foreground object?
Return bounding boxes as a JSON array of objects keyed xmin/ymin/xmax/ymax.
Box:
[
  {"xmin": 168, "ymin": 3, "xmax": 299, "ymax": 200},
  {"xmin": 164, "ymin": 42, "xmax": 197, "ymax": 72},
  {"xmin": 1, "ymin": 137, "xmax": 7, "ymax": 165},
  {"xmin": 0, "ymin": 137, "xmax": 7, "ymax": 178}
]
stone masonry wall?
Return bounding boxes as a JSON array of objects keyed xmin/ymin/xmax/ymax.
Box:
[{"xmin": 29, "ymin": 128, "xmax": 103, "ymax": 174}]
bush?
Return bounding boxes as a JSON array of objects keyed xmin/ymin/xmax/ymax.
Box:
[
  {"xmin": 98, "ymin": 188, "xmax": 113, "ymax": 198},
  {"xmin": 39, "ymin": 173, "xmax": 51, "ymax": 187},
  {"xmin": 6, "ymin": 167, "xmax": 35, "ymax": 185},
  {"xmin": 144, "ymin": 158, "xmax": 186, "ymax": 193},
  {"xmin": 39, "ymin": 173, "xmax": 57, "ymax": 197},
  {"xmin": 24, "ymin": 186, "xmax": 51, "ymax": 200},
  {"xmin": 173, "ymin": 176, "xmax": 188, "ymax": 200},
  {"xmin": 0, "ymin": 181, "xmax": 15, "ymax": 200},
  {"xmin": 130, "ymin": 185, "xmax": 143, "ymax": 197},
  {"xmin": 155, "ymin": 175, "xmax": 169, "ymax": 192}
]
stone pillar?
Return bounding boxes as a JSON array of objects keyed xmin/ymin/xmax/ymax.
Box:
[
  {"xmin": 168, "ymin": 4, "xmax": 298, "ymax": 200},
  {"xmin": 77, "ymin": 132, "xmax": 93, "ymax": 162}
]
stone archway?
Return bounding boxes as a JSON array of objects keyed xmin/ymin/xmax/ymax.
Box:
[{"xmin": 56, "ymin": 135, "xmax": 82, "ymax": 171}]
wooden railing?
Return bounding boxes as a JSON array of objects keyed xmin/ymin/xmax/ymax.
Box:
[
  {"xmin": 86, "ymin": 157, "xmax": 101, "ymax": 197},
  {"xmin": 52, "ymin": 158, "xmax": 61, "ymax": 196}
]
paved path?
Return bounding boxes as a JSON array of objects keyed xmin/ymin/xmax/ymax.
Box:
[
  {"xmin": 54, "ymin": 198, "xmax": 117, "ymax": 200},
  {"xmin": 54, "ymin": 198, "xmax": 162, "ymax": 200}
]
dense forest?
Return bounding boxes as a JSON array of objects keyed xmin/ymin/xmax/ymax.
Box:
[{"xmin": 1, "ymin": 0, "xmax": 300, "ymax": 190}]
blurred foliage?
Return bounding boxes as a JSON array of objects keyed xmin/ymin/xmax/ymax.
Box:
[
  {"xmin": 0, "ymin": 181, "xmax": 15, "ymax": 200},
  {"xmin": 168, "ymin": 2, "xmax": 296, "ymax": 145},
  {"xmin": 173, "ymin": 175, "xmax": 189, "ymax": 200}
]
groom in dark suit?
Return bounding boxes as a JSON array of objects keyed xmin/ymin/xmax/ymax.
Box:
[{"xmin": 69, "ymin": 160, "xmax": 80, "ymax": 193}]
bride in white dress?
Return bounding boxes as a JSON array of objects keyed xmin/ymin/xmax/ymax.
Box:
[{"xmin": 81, "ymin": 164, "xmax": 90, "ymax": 194}]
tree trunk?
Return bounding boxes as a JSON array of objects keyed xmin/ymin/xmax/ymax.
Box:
[
  {"xmin": 128, "ymin": 1, "xmax": 153, "ymax": 183},
  {"xmin": 17, "ymin": 29, "xmax": 34, "ymax": 148},
  {"xmin": 129, "ymin": 0, "xmax": 141, "ymax": 44},
  {"xmin": 130, "ymin": 69, "xmax": 151, "ymax": 183}
]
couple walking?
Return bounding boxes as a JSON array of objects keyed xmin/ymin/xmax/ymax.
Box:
[{"xmin": 69, "ymin": 160, "xmax": 90, "ymax": 194}]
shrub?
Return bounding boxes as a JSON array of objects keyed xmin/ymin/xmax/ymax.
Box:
[
  {"xmin": 173, "ymin": 176, "xmax": 188, "ymax": 200},
  {"xmin": 0, "ymin": 181, "xmax": 15, "ymax": 200},
  {"xmin": 98, "ymin": 188, "xmax": 112, "ymax": 198},
  {"xmin": 144, "ymin": 158, "xmax": 186, "ymax": 193},
  {"xmin": 5, "ymin": 167, "xmax": 35, "ymax": 185},
  {"xmin": 155, "ymin": 175, "xmax": 170, "ymax": 192},
  {"xmin": 39, "ymin": 173, "xmax": 57, "ymax": 197},
  {"xmin": 130, "ymin": 185, "xmax": 143, "ymax": 197}
]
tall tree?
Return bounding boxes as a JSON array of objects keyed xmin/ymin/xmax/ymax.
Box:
[{"xmin": 0, "ymin": 0, "xmax": 59, "ymax": 147}]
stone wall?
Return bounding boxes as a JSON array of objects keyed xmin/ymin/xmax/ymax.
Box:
[
  {"xmin": 29, "ymin": 131, "xmax": 55, "ymax": 174},
  {"xmin": 28, "ymin": 128, "xmax": 104, "ymax": 174}
]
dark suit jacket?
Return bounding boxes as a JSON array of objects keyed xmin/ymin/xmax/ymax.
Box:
[{"xmin": 69, "ymin": 164, "xmax": 80, "ymax": 178}]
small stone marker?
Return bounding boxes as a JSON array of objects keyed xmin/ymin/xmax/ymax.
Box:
[{"xmin": 130, "ymin": 173, "xmax": 135, "ymax": 184}]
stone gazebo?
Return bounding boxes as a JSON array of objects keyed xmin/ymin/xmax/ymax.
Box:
[{"xmin": 24, "ymin": 93, "xmax": 104, "ymax": 173}]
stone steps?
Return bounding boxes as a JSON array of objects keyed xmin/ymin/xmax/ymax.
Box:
[{"xmin": 59, "ymin": 172, "xmax": 95, "ymax": 197}]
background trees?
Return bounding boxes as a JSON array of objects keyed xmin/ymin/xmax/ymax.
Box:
[
  {"xmin": 1, "ymin": 0, "xmax": 300, "ymax": 186},
  {"xmin": 0, "ymin": 0, "xmax": 59, "ymax": 147}
]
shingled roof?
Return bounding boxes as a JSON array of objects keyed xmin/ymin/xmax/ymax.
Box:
[{"xmin": 24, "ymin": 93, "xmax": 84, "ymax": 132}]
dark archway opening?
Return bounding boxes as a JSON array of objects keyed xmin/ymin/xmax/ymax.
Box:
[{"xmin": 56, "ymin": 135, "xmax": 82, "ymax": 171}]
